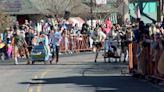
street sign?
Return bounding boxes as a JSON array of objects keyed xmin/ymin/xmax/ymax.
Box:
[
  {"xmin": 96, "ymin": 0, "xmax": 107, "ymax": 5},
  {"xmin": 0, "ymin": 0, "xmax": 22, "ymax": 11}
]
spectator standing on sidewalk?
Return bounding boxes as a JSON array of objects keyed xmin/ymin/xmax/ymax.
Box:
[
  {"xmin": 113, "ymin": 24, "xmax": 120, "ymax": 43},
  {"xmin": 81, "ymin": 22, "xmax": 89, "ymax": 34},
  {"xmin": 124, "ymin": 18, "xmax": 132, "ymax": 28},
  {"xmin": 119, "ymin": 27, "xmax": 127, "ymax": 62},
  {"xmin": 59, "ymin": 26, "xmax": 65, "ymax": 34},
  {"xmin": 133, "ymin": 21, "xmax": 146, "ymax": 42},
  {"xmin": 96, "ymin": 21, "xmax": 101, "ymax": 27},
  {"xmin": 44, "ymin": 20, "xmax": 51, "ymax": 32},
  {"xmin": 3, "ymin": 30, "xmax": 7, "ymax": 39},
  {"xmin": 5, "ymin": 30, "xmax": 12, "ymax": 58},
  {"xmin": 0, "ymin": 32, "xmax": 3, "ymax": 42},
  {"xmin": 20, "ymin": 25, "xmax": 26, "ymax": 37},
  {"xmin": 89, "ymin": 27, "xmax": 94, "ymax": 48},
  {"xmin": 29, "ymin": 21, "xmax": 33, "ymax": 29},
  {"xmin": 102, "ymin": 17, "xmax": 112, "ymax": 34},
  {"xmin": 0, "ymin": 30, "xmax": 9, "ymax": 60},
  {"xmin": 72, "ymin": 23, "xmax": 79, "ymax": 35},
  {"xmin": 81, "ymin": 25, "xmax": 90, "ymax": 51},
  {"xmin": 40, "ymin": 27, "xmax": 47, "ymax": 35},
  {"xmin": 59, "ymin": 21, "xmax": 67, "ymax": 30},
  {"xmin": 13, "ymin": 21, "xmax": 20, "ymax": 31},
  {"xmin": 124, "ymin": 28, "xmax": 133, "ymax": 62},
  {"xmin": 25, "ymin": 28, "xmax": 34, "ymax": 53},
  {"xmin": 62, "ymin": 30, "xmax": 73, "ymax": 53},
  {"xmin": 53, "ymin": 22, "xmax": 59, "ymax": 30},
  {"xmin": 102, "ymin": 17, "xmax": 113, "ymax": 62},
  {"xmin": 49, "ymin": 28, "xmax": 62, "ymax": 64}
]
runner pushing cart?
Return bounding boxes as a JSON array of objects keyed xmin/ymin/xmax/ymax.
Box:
[{"xmin": 102, "ymin": 33, "xmax": 120, "ymax": 63}]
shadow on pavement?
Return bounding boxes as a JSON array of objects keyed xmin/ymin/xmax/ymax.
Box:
[{"xmin": 20, "ymin": 76, "xmax": 162, "ymax": 92}]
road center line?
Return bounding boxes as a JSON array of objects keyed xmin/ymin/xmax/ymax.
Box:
[
  {"xmin": 34, "ymin": 76, "xmax": 38, "ymax": 79},
  {"xmin": 37, "ymin": 66, "xmax": 62, "ymax": 92},
  {"xmin": 28, "ymin": 88, "xmax": 33, "ymax": 92}
]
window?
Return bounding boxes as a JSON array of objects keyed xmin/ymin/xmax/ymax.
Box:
[
  {"xmin": 149, "ymin": 2, "xmax": 156, "ymax": 12},
  {"xmin": 143, "ymin": 2, "xmax": 156, "ymax": 12},
  {"xmin": 143, "ymin": 3, "xmax": 149, "ymax": 12}
]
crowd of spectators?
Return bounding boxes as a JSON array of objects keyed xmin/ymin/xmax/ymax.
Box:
[
  {"xmin": 0, "ymin": 19, "xmax": 95, "ymax": 60},
  {"xmin": 0, "ymin": 17, "xmax": 132, "ymax": 61},
  {"xmin": 1, "ymin": 16, "xmax": 163, "ymax": 64}
]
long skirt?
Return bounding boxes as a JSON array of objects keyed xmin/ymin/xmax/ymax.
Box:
[{"xmin": 7, "ymin": 46, "xmax": 12, "ymax": 57}]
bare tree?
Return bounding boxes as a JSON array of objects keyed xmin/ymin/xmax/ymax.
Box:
[
  {"xmin": 115, "ymin": 0, "xmax": 129, "ymax": 19},
  {"xmin": 0, "ymin": 0, "xmax": 16, "ymax": 33},
  {"xmin": 91, "ymin": 0, "xmax": 117, "ymax": 21},
  {"xmin": 90, "ymin": 0, "xmax": 129, "ymax": 25},
  {"xmin": 32, "ymin": 0, "xmax": 90, "ymax": 23},
  {"xmin": 0, "ymin": 9, "xmax": 15, "ymax": 33}
]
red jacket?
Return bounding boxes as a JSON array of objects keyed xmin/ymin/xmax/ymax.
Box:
[{"xmin": 105, "ymin": 20, "xmax": 112, "ymax": 29}]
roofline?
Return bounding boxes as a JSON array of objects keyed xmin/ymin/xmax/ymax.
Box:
[
  {"xmin": 6, "ymin": 13, "xmax": 41, "ymax": 15},
  {"xmin": 129, "ymin": 0, "xmax": 158, "ymax": 3},
  {"xmin": 10, "ymin": 14, "xmax": 41, "ymax": 16}
]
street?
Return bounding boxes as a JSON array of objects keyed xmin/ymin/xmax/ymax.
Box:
[{"xmin": 0, "ymin": 52, "xmax": 163, "ymax": 92}]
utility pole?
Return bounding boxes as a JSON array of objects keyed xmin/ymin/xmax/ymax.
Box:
[
  {"xmin": 91, "ymin": 0, "xmax": 93, "ymax": 27},
  {"xmin": 162, "ymin": 0, "xmax": 164, "ymax": 21},
  {"xmin": 123, "ymin": 1, "xmax": 124, "ymax": 26},
  {"xmin": 157, "ymin": 0, "xmax": 163, "ymax": 22}
]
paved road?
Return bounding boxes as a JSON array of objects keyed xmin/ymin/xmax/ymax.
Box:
[{"xmin": 0, "ymin": 52, "xmax": 163, "ymax": 92}]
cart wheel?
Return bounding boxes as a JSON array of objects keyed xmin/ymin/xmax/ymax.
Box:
[
  {"xmin": 44, "ymin": 61, "xmax": 46, "ymax": 65},
  {"xmin": 32, "ymin": 61, "xmax": 35, "ymax": 65},
  {"xmin": 104, "ymin": 57, "xmax": 106, "ymax": 63}
]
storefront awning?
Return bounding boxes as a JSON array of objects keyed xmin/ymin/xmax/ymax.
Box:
[{"xmin": 67, "ymin": 17, "xmax": 84, "ymax": 27}]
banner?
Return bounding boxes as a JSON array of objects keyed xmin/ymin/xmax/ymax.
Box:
[
  {"xmin": 0, "ymin": 0, "xmax": 22, "ymax": 11},
  {"xmin": 96, "ymin": 0, "xmax": 107, "ymax": 5},
  {"xmin": 133, "ymin": 5, "xmax": 141, "ymax": 18}
]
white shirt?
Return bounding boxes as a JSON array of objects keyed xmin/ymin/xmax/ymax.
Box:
[
  {"xmin": 91, "ymin": 31, "xmax": 106, "ymax": 42},
  {"xmin": 50, "ymin": 32, "xmax": 62, "ymax": 46}
]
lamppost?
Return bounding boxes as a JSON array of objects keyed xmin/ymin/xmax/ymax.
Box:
[{"xmin": 91, "ymin": 0, "xmax": 93, "ymax": 27}]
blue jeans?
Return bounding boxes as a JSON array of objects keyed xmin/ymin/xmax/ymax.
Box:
[
  {"xmin": 64, "ymin": 41, "xmax": 74, "ymax": 50},
  {"xmin": 104, "ymin": 41, "xmax": 113, "ymax": 51},
  {"xmin": 104, "ymin": 41, "xmax": 108, "ymax": 50},
  {"xmin": 51, "ymin": 44, "xmax": 59, "ymax": 59}
]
